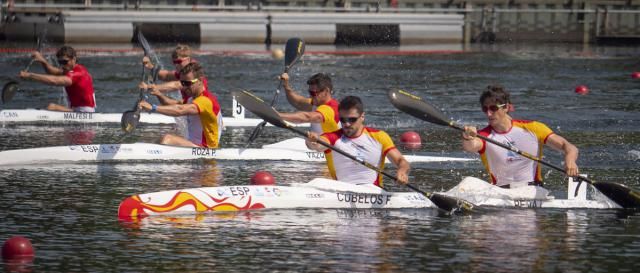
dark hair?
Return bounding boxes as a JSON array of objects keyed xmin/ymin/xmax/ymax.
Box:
[
  {"xmin": 56, "ymin": 46, "xmax": 77, "ymax": 59},
  {"xmin": 339, "ymin": 96, "xmax": 364, "ymax": 114},
  {"xmin": 179, "ymin": 62, "xmax": 204, "ymax": 79},
  {"xmin": 307, "ymin": 73, "xmax": 333, "ymax": 93},
  {"xmin": 479, "ymin": 85, "xmax": 511, "ymax": 106}
]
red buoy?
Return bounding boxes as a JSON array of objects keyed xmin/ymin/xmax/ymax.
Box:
[
  {"xmin": 574, "ymin": 85, "xmax": 589, "ymax": 95},
  {"xmin": 400, "ymin": 131, "xmax": 422, "ymax": 151},
  {"xmin": 632, "ymin": 72, "xmax": 640, "ymax": 79},
  {"xmin": 2, "ymin": 236, "xmax": 34, "ymax": 260},
  {"xmin": 250, "ymin": 171, "xmax": 276, "ymax": 185}
]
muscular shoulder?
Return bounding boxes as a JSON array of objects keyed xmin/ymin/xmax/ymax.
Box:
[
  {"xmin": 322, "ymin": 130, "xmax": 344, "ymax": 144},
  {"xmin": 513, "ymin": 119, "xmax": 552, "ymax": 134},
  {"xmin": 478, "ymin": 126, "xmax": 493, "ymax": 137},
  {"xmin": 513, "ymin": 119, "xmax": 554, "ymax": 142},
  {"xmin": 317, "ymin": 99, "xmax": 338, "ymax": 112},
  {"xmin": 364, "ymin": 127, "xmax": 395, "ymax": 147}
]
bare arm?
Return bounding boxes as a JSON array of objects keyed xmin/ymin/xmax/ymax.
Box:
[
  {"xmin": 461, "ymin": 125, "xmax": 483, "ymax": 153},
  {"xmin": 545, "ymin": 134, "xmax": 579, "ymax": 177},
  {"xmin": 140, "ymin": 81, "xmax": 182, "ymax": 94},
  {"xmin": 139, "ymin": 101, "xmax": 198, "ymax": 117},
  {"xmin": 386, "ymin": 148, "xmax": 410, "ymax": 184},
  {"xmin": 280, "ymin": 73, "xmax": 312, "ymax": 111},
  {"xmin": 20, "ymin": 72, "xmax": 71, "ymax": 86},
  {"xmin": 279, "ymin": 111, "xmax": 323, "ymax": 124},
  {"xmin": 158, "ymin": 70, "xmax": 178, "ymax": 81},
  {"xmin": 153, "ymin": 92, "xmax": 182, "ymax": 106},
  {"xmin": 142, "ymin": 56, "xmax": 173, "ymax": 81},
  {"xmin": 32, "ymin": 52, "xmax": 64, "ymax": 75},
  {"xmin": 305, "ymin": 131, "xmax": 328, "ymax": 152}
]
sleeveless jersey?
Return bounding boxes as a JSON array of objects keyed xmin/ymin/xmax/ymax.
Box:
[
  {"xmin": 322, "ymin": 127, "xmax": 396, "ymax": 187},
  {"xmin": 309, "ymin": 98, "xmax": 340, "ymax": 134},
  {"xmin": 64, "ymin": 64, "xmax": 96, "ymax": 110},
  {"xmin": 186, "ymin": 89, "xmax": 222, "ymax": 148},
  {"xmin": 477, "ymin": 119, "xmax": 554, "ymax": 186}
]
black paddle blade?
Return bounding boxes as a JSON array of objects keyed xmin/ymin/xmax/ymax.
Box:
[
  {"xmin": 2, "ymin": 81, "xmax": 19, "ymax": 104},
  {"xmin": 246, "ymin": 121, "xmax": 267, "ymax": 144},
  {"xmin": 233, "ymin": 90, "xmax": 289, "ymax": 129},
  {"xmin": 388, "ymin": 89, "xmax": 452, "ymax": 127},
  {"xmin": 284, "ymin": 38, "xmax": 305, "ymax": 71},
  {"xmin": 430, "ymin": 193, "xmax": 476, "ymax": 214},
  {"xmin": 121, "ymin": 110, "xmax": 140, "ymax": 133},
  {"xmin": 137, "ymin": 29, "xmax": 152, "ymax": 57},
  {"xmin": 137, "ymin": 28, "xmax": 162, "ymax": 69},
  {"xmin": 592, "ymin": 182, "xmax": 640, "ymax": 209}
]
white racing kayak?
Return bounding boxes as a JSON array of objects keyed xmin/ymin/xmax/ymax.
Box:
[
  {"xmin": 117, "ymin": 176, "xmax": 622, "ymax": 220},
  {"xmin": 443, "ymin": 177, "xmax": 621, "ymax": 209},
  {"xmin": 118, "ymin": 178, "xmax": 434, "ymax": 220},
  {"xmin": 0, "ymin": 109, "xmax": 307, "ymax": 128},
  {"xmin": 0, "ymin": 137, "xmax": 473, "ymax": 166}
]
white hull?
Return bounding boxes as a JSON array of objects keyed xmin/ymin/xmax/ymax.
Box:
[
  {"xmin": 118, "ymin": 177, "xmax": 622, "ymax": 219},
  {"xmin": 0, "ymin": 109, "xmax": 308, "ymax": 127},
  {"xmin": 444, "ymin": 177, "xmax": 621, "ymax": 209},
  {"xmin": 118, "ymin": 178, "xmax": 435, "ymax": 219},
  {"xmin": 0, "ymin": 137, "xmax": 473, "ymax": 165}
]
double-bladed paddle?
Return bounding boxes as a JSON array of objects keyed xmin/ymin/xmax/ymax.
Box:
[
  {"xmin": 2, "ymin": 31, "xmax": 45, "ymax": 104},
  {"xmin": 388, "ymin": 89, "xmax": 640, "ymax": 209},
  {"xmin": 121, "ymin": 30, "xmax": 161, "ymax": 133},
  {"xmin": 245, "ymin": 38, "xmax": 305, "ymax": 147},
  {"xmin": 234, "ymin": 89, "xmax": 475, "ymax": 214}
]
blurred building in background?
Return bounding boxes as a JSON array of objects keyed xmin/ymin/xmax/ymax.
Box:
[{"xmin": 1, "ymin": 0, "xmax": 639, "ymax": 44}]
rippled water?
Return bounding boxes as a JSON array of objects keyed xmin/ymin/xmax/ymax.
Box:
[{"xmin": 1, "ymin": 42, "xmax": 639, "ymax": 272}]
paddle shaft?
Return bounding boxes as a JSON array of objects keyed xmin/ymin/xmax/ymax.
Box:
[
  {"xmin": 282, "ymin": 124, "xmax": 435, "ymax": 197},
  {"xmin": 235, "ymin": 89, "xmax": 475, "ymax": 213},
  {"xmin": 246, "ymin": 61, "xmax": 293, "ymax": 145},
  {"xmin": 453, "ymin": 122, "xmax": 594, "ymax": 184}
]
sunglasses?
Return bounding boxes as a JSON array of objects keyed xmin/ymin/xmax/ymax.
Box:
[
  {"xmin": 339, "ymin": 116, "xmax": 360, "ymax": 124},
  {"xmin": 172, "ymin": 58, "xmax": 188, "ymax": 65},
  {"xmin": 308, "ymin": 89, "xmax": 325, "ymax": 97},
  {"xmin": 180, "ymin": 78, "xmax": 199, "ymax": 87},
  {"xmin": 482, "ymin": 103, "xmax": 506, "ymax": 113},
  {"xmin": 57, "ymin": 59, "xmax": 70, "ymax": 65}
]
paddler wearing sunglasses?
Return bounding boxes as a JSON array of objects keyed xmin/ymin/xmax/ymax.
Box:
[
  {"xmin": 19, "ymin": 45, "xmax": 96, "ymax": 112},
  {"xmin": 461, "ymin": 85, "xmax": 579, "ymax": 189},
  {"xmin": 305, "ymin": 96, "xmax": 410, "ymax": 187},
  {"xmin": 139, "ymin": 44, "xmax": 210, "ymax": 105},
  {"xmin": 138, "ymin": 63, "xmax": 222, "ymax": 148},
  {"xmin": 277, "ymin": 72, "xmax": 340, "ymax": 134}
]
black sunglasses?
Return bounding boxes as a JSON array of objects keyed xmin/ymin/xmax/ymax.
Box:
[
  {"xmin": 482, "ymin": 104, "xmax": 506, "ymax": 113},
  {"xmin": 57, "ymin": 59, "xmax": 70, "ymax": 65},
  {"xmin": 339, "ymin": 116, "xmax": 360, "ymax": 124}
]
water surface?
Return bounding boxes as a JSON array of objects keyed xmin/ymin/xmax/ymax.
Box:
[{"xmin": 1, "ymin": 42, "xmax": 639, "ymax": 272}]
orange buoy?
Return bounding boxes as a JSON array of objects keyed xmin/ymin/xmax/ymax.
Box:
[
  {"xmin": 271, "ymin": 49, "xmax": 284, "ymax": 60},
  {"xmin": 2, "ymin": 236, "xmax": 34, "ymax": 261},
  {"xmin": 251, "ymin": 171, "xmax": 276, "ymax": 185},
  {"xmin": 400, "ymin": 131, "xmax": 422, "ymax": 151},
  {"xmin": 574, "ymin": 85, "xmax": 589, "ymax": 95}
]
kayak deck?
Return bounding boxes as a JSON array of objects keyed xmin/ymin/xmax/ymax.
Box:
[
  {"xmin": 0, "ymin": 138, "xmax": 474, "ymax": 166},
  {"xmin": 0, "ymin": 109, "xmax": 306, "ymax": 127},
  {"xmin": 118, "ymin": 177, "xmax": 622, "ymax": 221}
]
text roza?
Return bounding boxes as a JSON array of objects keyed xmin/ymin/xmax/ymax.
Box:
[
  {"xmin": 192, "ymin": 147, "xmax": 216, "ymax": 156},
  {"xmin": 336, "ymin": 193, "xmax": 391, "ymax": 205}
]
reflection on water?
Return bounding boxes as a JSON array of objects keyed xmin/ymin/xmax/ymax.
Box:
[{"xmin": 1, "ymin": 43, "xmax": 639, "ymax": 272}]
